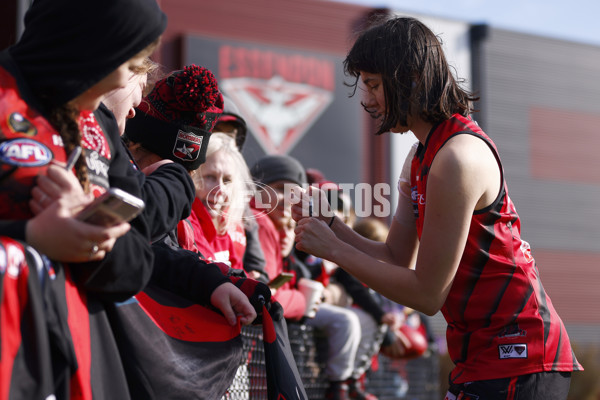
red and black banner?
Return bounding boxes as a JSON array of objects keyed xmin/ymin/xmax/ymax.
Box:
[{"xmin": 109, "ymin": 285, "xmax": 244, "ymax": 399}]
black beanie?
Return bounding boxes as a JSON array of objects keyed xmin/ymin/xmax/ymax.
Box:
[
  {"xmin": 250, "ymin": 155, "xmax": 306, "ymax": 186},
  {"xmin": 9, "ymin": 0, "xmax": 167, "ymax": 108}
]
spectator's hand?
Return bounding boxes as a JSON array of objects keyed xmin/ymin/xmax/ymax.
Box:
[
  {"xmin": 381, "ymin": 335, "xmax": 407, "ymax": 358},
  {"xmin": 211, "ymin": 282, "xmax": 257, "ymax": 326},
  {"xmin": 248, "ymin": 270, "xmax": 262, "ymax": 280},
  {"xmin": 294, "ymin": 217, "xmax": 338, "ymax": 259},
  {"xmin": 27, "ymin": 165, "xmax": 130, "ymax": 262},
  {"xmin": 30, "ymin": 164, "xmax": 90, "ymax": 213},
  {"xmin": 381, "ymin": 312, "xmax": 402, "ymax": 329},
  {"xmin": 310, "ymin": 294, "xmax": 322, "ymax": 315},
  {"xmin": 381, "ymin": 323, "xmax": 428, "ymax": 360},
  {"xmin": 26, "ymin": 196, "xmax": 130, "ymax": 262}
]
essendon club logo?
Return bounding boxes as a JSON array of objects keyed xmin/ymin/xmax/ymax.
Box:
[
  {"xmin": 218, "ymin": 45, "xmax": 334, "ymax": 154},
  {"xmin": 173, "ymin": 130, "xmax": 203, "ymax": 161},
  {"xmin": 520, "ymin": 239, "xmax": 534, "ymax": 263}
]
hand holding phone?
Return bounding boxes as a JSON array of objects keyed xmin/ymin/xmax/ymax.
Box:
[{"xmin": 75, "ymin": 187, "xmax": 145, "ymax": 227}]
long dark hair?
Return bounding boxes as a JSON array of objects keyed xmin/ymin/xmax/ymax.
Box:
[
  {"xmin": 344, "ymin": 16, "xmax": 478, "ymax": 135},
  {"xmin": 47, "ymin": 104, "xmax": 90, "ymax": 192}
]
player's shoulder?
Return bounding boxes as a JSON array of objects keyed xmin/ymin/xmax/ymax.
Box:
[{"xmin": 438, "ymin": 133, "xmax": 494, "ymax": 171}]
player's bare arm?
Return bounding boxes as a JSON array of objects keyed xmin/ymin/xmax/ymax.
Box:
[{"xmin": 297, "ymin": 134, "xmax": 499, "ymax": 315}]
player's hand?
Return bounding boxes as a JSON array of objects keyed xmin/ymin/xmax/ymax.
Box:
[
  {"xmin": 294, "ymin": 217, "xmax": 338, "ymax": 259},
  {"xmin": 289, "ymin": 185, "xmax": 334, "ymax": 224}
]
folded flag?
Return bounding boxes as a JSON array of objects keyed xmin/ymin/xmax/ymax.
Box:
[{"xmin": 262, "ymin": 302, "xmax": 308, "ymax": 400}]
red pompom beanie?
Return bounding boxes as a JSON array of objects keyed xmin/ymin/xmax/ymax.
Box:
[{"xmin": 124, "ymin": 64, "xmax": 224, "ymax": 170}]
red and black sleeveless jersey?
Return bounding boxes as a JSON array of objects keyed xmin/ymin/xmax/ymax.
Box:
[{"xmin": 410, "ymin": 114, "xmax": 582, "ymax": 383}]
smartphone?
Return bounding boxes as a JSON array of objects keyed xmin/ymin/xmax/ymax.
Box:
[
  {"xmin": 268, "ymin": 272, "xmax": 294, "ymax": 289},
  {"xmin": 76, "ymin": 187, "xmax": 145, "ymax": 227}
]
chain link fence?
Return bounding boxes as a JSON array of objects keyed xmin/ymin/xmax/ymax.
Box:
[{"xmin": 223, "ymin": 323, "xmax": 440, "ymax": 399}]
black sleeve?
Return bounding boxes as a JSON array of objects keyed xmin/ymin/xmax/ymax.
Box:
[
  {"xmin": 135, "ymin": 161, "xmax": 195, "ymax": 242},
  {"xmin": 333, "ymin": 268, "xmax": 385, "ymax": 323},
  {"xmin": 284, "ymin": 252, "xmax": 312, "ymax": 280},
  {"xmin": 71, "ymin": 107, "xmax": 154, "ymax": 302},
  {"xmin": 0, "ymin": 220, "xmax": 26, "ymax": 240},
  {"xmin": 242, "ymin": 220, "xmax": 268, "ymax": 283},
  {"xmin": 293, "ymin": 249, "xmax": 323, "ymax": 279},
  {"xmin": 150, "ymin": 239, "xmax": 230, "ymax": 305}
]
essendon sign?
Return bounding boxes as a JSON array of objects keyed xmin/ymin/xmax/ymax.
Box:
[
  {"xmin": 219, "ymin": 46, "xmax": 335, "ymax": 91},
  {"xmin": 184, "ymin": 35, "xmax": 363, "ymax": 183},
  {"xmin": 217, "ymin": 45, "xmax": 335, "ymax": 154}
]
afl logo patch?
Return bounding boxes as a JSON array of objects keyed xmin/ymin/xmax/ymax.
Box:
[
  {"xmin": 8, "ymin": 112, "xmax": 37, "ymax": 136},
  {"xmin": 0, "ymin": 138, "xmax": 53, "ymax": 166}
]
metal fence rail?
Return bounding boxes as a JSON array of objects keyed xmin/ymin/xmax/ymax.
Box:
[{"xmin": 224, "ymin": 323, "xmax": 440, "ymax": 400}]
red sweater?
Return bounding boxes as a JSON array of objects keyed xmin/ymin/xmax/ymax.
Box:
[
  {"xmin": 177, "ymin": 198, "xmax": 242, "ymax": 270},
  {"xmin": 252, "ymin": 207, "xmax": 306, "ymax": 320}
]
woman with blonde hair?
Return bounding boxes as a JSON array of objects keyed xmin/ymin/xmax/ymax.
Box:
[{"xmin": 186, "ymin": 132, "xmax": 256, "ymax": 271}]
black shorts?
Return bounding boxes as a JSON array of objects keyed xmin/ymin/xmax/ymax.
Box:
[{"xmin": 445, "ymin": 371, "xmax": 571, "ymax": 400}]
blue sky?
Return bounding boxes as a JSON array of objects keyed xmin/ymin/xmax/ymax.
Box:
[{"xmin": 329, "ymin": 0, "xmax": 600, "ymax": 47}]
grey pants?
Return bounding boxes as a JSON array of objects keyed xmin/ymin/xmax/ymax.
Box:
[{"xmin": 306, "ymin": 303, "xmax": 385, "ymax": 381}]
